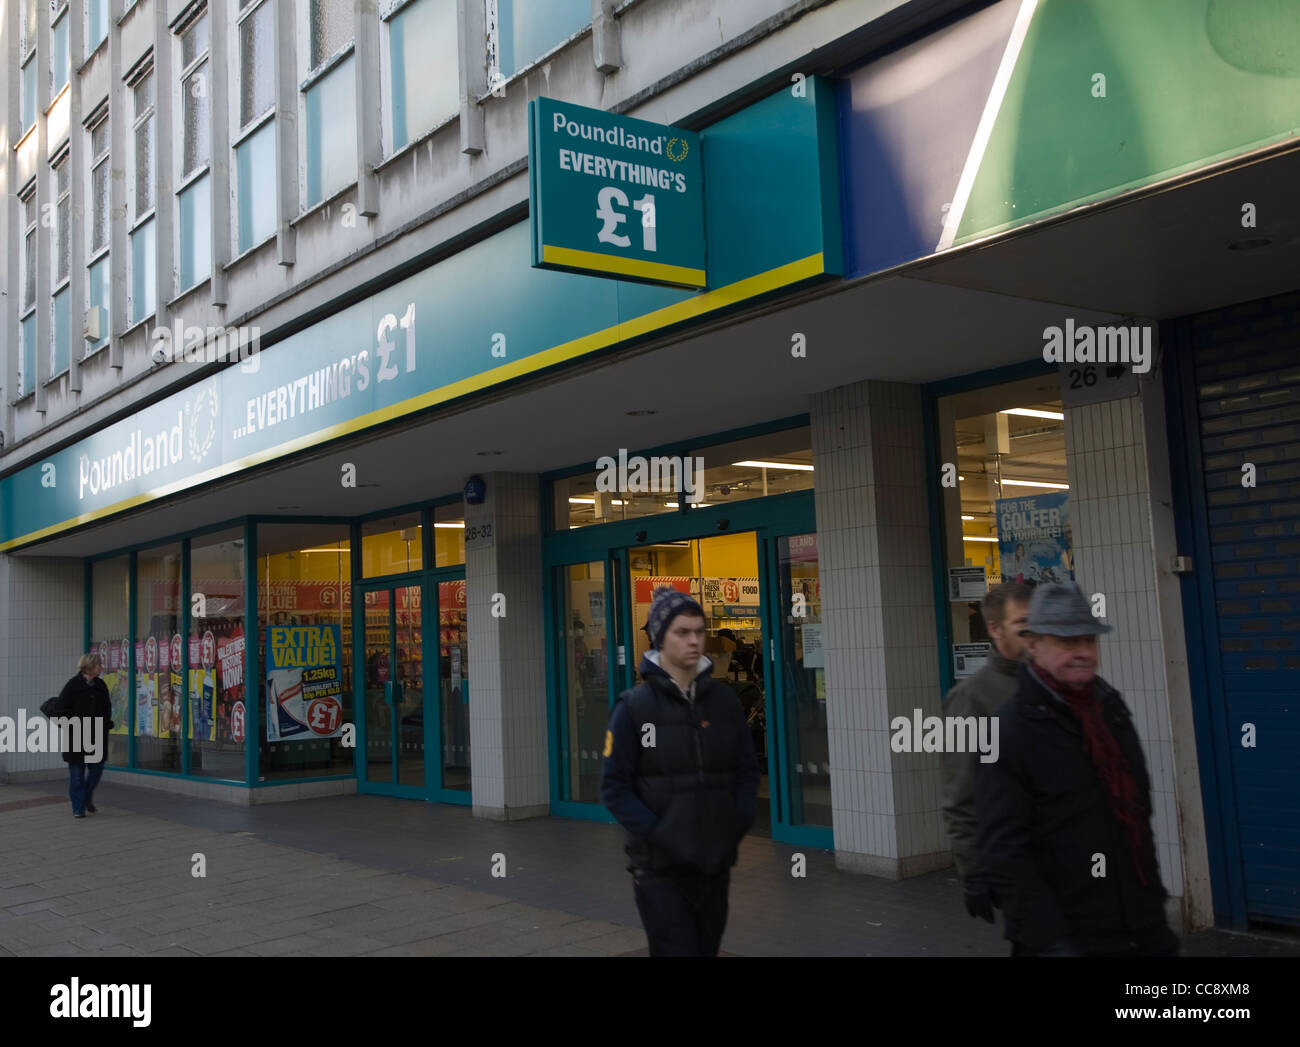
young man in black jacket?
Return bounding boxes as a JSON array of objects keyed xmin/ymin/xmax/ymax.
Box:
[
  {"xmin": 976, "ymin": 582, "xmax": 1179, "ymax": 957},
  {"xmin": 57, "ymin": 653, "xmax": 114, "ymax": 818},
  {"xmin": 601, "ymin": 586, "xmax": 760, "ymax": 956}
]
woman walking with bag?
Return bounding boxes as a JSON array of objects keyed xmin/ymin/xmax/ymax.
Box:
[{"xmin": 57, "ymin": 653, "xmax": 113, "ymax": 818}]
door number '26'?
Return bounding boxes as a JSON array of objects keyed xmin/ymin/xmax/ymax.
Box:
[{"xmin": 596, "ymin": 188, "xmax": 657, "ymax": 252}]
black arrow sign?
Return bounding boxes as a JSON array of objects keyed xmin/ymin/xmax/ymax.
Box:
[{"xmin": 1106, "ymin": 363, "xmax": 1127, "ymax": 379}]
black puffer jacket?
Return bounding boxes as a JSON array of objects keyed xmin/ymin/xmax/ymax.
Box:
[
  {"xmin": 56, "ymin": 673, "xmax": 113, "ymax": 765},
  {"xmin": 976, "ymin": 663, "xmax": 1175, "ymax": 954},
  {"xmin": 601, "ymin": 653, "xmax": 760, "ymax": 875}
]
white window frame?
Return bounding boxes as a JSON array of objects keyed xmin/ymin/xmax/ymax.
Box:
[
  {"xmin": 51, "ymin": 148, "xmax": 71, "ymax": 294},
  {"xmin": 128, "ymin": 60, "xmax": 156, "ymax": 230}
]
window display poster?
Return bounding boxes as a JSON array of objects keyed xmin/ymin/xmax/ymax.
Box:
[
  {"xmin": 996, "ymin": 491, "xmax": 1073, "ymax": 587},
  {"xmin": 266, "ymin": 625, "xmax": 344, "ymax": 742},
  {"xmin": 216, "ymin": 626, "xmax": 246, "ymax": 745}
]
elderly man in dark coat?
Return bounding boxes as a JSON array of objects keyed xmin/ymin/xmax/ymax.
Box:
[{"xmin": 976, "ymin": 583, "xmax": 1179, "ymax": 957}]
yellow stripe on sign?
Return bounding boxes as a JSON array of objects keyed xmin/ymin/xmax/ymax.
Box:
[
  {"xmin": 541, "ymin": 244, "xmax": 707, "ymax": 288},
  {"xmin": 0, "ymin": 252, "xmax": 827, "ymax": 552}
]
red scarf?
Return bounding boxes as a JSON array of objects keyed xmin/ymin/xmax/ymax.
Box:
[{"xmin": 1034, "ymin": 664, "xmax": 1155, "ymax": 886}]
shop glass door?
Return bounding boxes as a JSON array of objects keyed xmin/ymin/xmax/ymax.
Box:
[
  {"xmin": 770, "ymin": 533, "xmax": 831, "ymax": 832},
  {"xmin": 358, "ymin": 582, "xmax": 425, "ymax": 795},
  {"xmin": 437, "ymin": 578, "xmax": 470, "ymax": 794}
]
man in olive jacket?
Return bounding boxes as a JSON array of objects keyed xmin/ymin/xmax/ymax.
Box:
[
  {"xmin": 976, "ymin": 583, "xmax": 1178, "ymax": 957},
  {"xmin": 601, "ymin": 586, "xmax": 760, "ymax": 956},
  {"xmin": 941, "ymin": 582, "xmax": 1030, "ymax": 923}
]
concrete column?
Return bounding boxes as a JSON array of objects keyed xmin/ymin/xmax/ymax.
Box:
[
  {"xmin": 0, "ymin": 554, "xmax": 84, "ymax": 781},
  {"xmin": 811, "ymin": 379, "xmax": 947, "ymax": 878},
  {"xmin": 1063, "ymin": 369, "xmax": 1212, "ymax": 929},
  {"xmin": 464, "ymin": 472, "xmax": 548, "ymax": 820}
]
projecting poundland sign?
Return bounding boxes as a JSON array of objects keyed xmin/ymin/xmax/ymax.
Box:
[{"xmin": 529, "ymin": 98, "xmax": 706, "ymax": 289}]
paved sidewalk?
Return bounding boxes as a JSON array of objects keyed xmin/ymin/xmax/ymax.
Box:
[{"xmin": 2, "ymin": 780, "xmax": 1296, "ymax": 957}]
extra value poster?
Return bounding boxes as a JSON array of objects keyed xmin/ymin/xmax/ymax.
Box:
[
  {"xmin": 996, "ymin": 491, "xmax": 1074, "ymax": 587},
  {"xmin": 266, "ymin": 625, "xmax": 344, "ymax": 742}
]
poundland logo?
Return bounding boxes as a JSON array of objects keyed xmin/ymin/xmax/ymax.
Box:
[{"xmin": 50, "ymin": 979, "xmax": 151, "ymax": 1026}]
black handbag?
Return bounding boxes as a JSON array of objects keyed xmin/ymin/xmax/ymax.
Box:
[{"xmin": 40, "ymin": 695, "xmax": 66, "ymax": 718}]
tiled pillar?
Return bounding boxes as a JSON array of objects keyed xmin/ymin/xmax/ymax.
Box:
[
  {"xmin": 0, "ymin": 555, "xmax": 84, "ymax": 781},
  {"xmin": 811, "ymin": 380, "xmax": 948, "ymax": 878},
  {"xmin": 1063, "ymin": 373, "xmax": 1210, "ymax": 925},
  {"xmin": 464, "ymin": 473, "xmax": 549, "ymax": 820}
]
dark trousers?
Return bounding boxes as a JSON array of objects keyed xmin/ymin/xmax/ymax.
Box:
[
  {"xmin": 633, "ymin": 869, "xmax": 730, "ymax": 956},
  {"xmin": 68, "ymin": 761, "xmax": 105, "ymax": 816}
]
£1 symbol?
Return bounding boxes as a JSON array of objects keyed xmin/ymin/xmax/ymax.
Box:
[{"xmin": 596, "ymin": 188, "xmax": 658, "ymax": 253}]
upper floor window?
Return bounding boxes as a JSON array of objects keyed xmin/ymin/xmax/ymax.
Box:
[
  {"xmin": 132, "ymin": 66, "xmax": 156, "ymax": 222},
  {"xmin": 89, "ymin": 112, "xmax": 110, "ymax": 255},
  {"xmin": 490, "ymin": 0, "xmax": 591, "ymax": 84},
  {"xmin": 52, "ymin": 3, "xmax": 71, "ymax": 98},
  {"xmin": 308, "ymin": 0, "xmax": 352, "ymax": 72},
  {"xmin": 87, "ymin": 0, "xmax": 110, "ymax": 54},
  {"xmin": 53, "ymin": 153, "xmax": 71, "ymax": 288},
  {"xmin": 302, "ymin": 0, "xmax": 356, "ymax": 207},
  {"xmin": 21, "ymin": 187, "xmax": 38, "ymax": 314},
  {"xmin": 384, "ymin": 0, "xmax": 458, "ymax": 153},
  {"xmin": 20, "ymin": 1, "xmax": 38, "ymax": 135},
  {"xmin": 180, "ymin": 8, "xmax": 211, "ymax": 179},
  {"xmin": 239, "ymin": 0, "xmax": 275, "ymax": 131}
]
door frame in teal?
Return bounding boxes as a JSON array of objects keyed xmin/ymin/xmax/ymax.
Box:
[
  {"xmin": 353, "ymin": 572, "xmax": 427, "ymax": 800},
  {"xmin": 544, "ymin": 489, "xmax": 831, "ymax": 849}
]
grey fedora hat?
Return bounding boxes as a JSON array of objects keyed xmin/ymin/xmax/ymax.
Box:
[{"xmin": 1020, "ymin": 582, "xmax": 1113, "ymax": 636}]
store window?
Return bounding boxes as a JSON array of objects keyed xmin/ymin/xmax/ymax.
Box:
[
  {"xmin": 935, "ymin": 373, "xmax": 1071, "ymax": 674},
  {"xmin": 362, "ymin": 512, "xmax": 423, "ymax": 577},
  {"xmin": 256, "ymin": 524, "xmax": 353, "ymax": 780},
  {"xmin": 555, "ymin": 426, "xmax": 814, "ymax": 530},
  {"xmin": 90, "ymin": 557, "xmax": 130, "ymax": 767},
  {"xmin": 385, "ymin": 0, "xmax": 457, "ymax": 152},
  {"xmin": 190, "ymin": 528, "xmax": 247, "ymax": 780},
  {"xmin": 433, "ymin": 503, "xmax": 465, "ymax": 568},
  {"xmin": 135, "ymin": 544, "xmax": 182, "ymax": 772}
]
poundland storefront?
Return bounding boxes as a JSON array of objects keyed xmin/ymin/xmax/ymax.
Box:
[{"xmin": 0, "ymin": 79, "xmax": 843, "ymax": 855}]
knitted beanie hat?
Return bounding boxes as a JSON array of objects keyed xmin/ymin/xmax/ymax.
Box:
[{"xmin": 645, "ymin": 585, "xmax": 705, "ymax": 650}]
